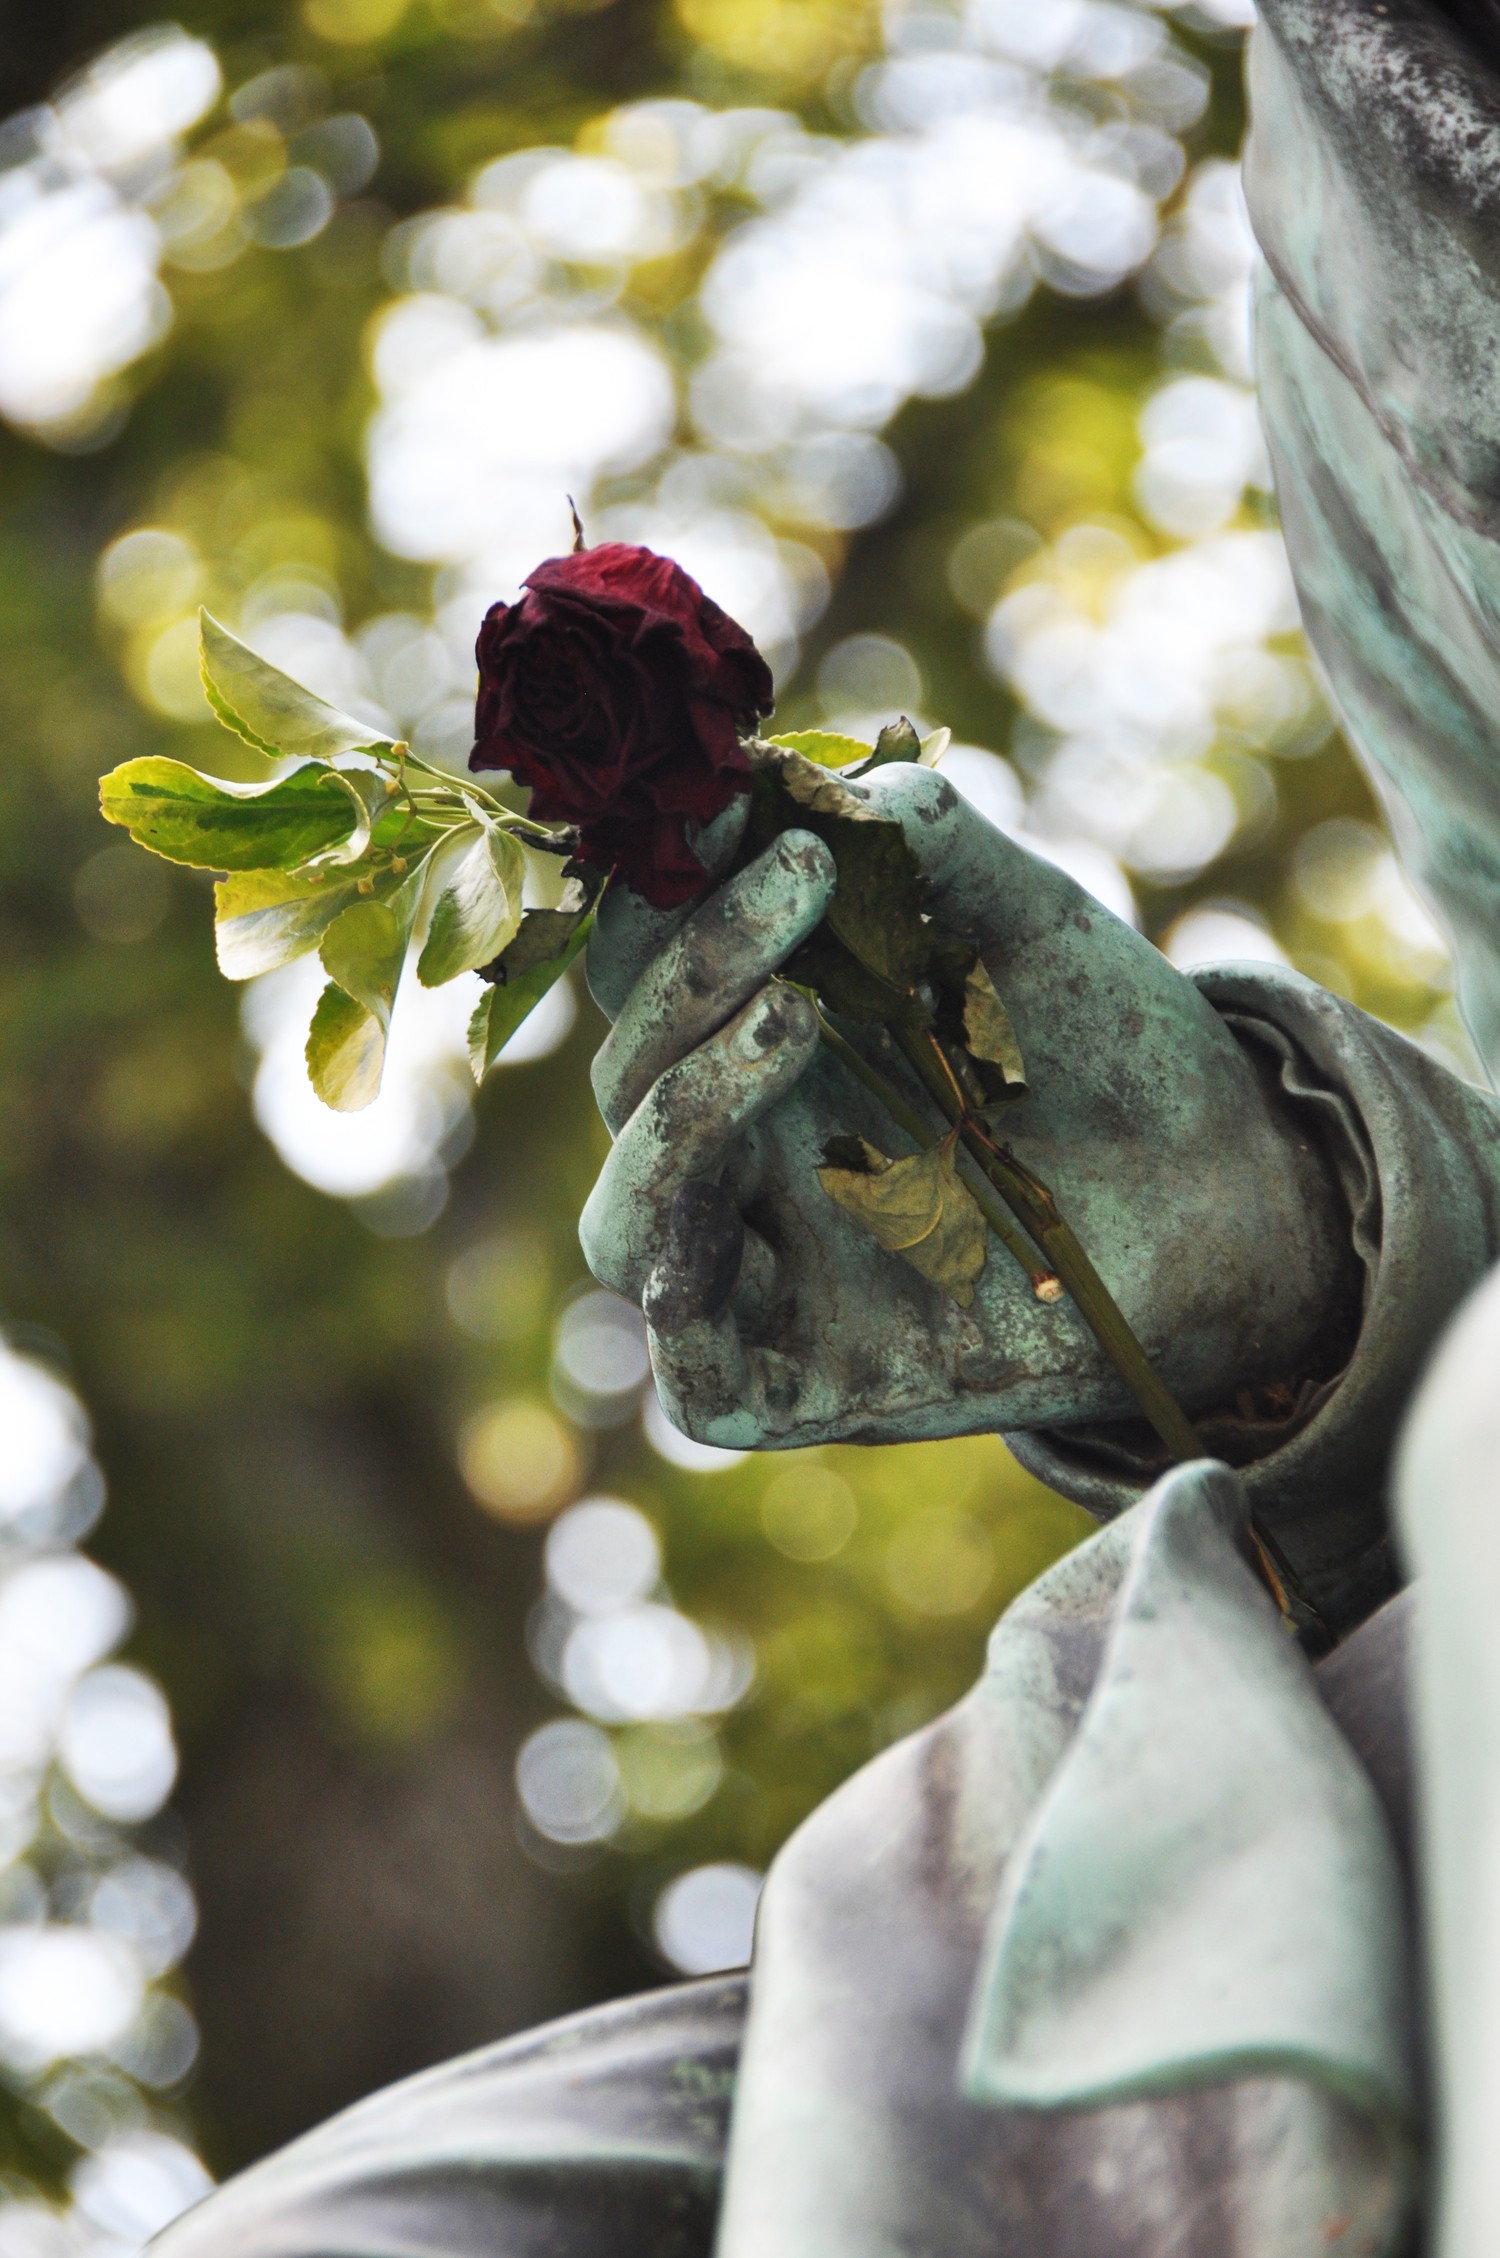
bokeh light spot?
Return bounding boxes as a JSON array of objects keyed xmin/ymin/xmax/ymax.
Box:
[
  {"xmin": 0, "ymin": 1930, "xmax": 143, "ymax": 2072},
  {"xmin": 616, "ymin": 1723, "xmax": 722, "ymax": 1821},
  {"xmin": 552, "ymin": 1291, "xmax": 651, "ymax": 1426},
  {"xmin": 515, "ymin": 1718, "xmax": 621, "ymax": 1843},
  {"xmin": 545, "ymin": 1499, "xmax": 660, "ymax": 1614},
  {"xmin": 73, "ymin": 846, "xmax": 173, "ymax": 947},
  {"xmin": 96, "ymin": 529, "xmax": 201, "ymax": 628},
  {"xmin": 760, "ymin": 1465, "xmax": 857, "ymax": 1562},
  {"xmin": 59, "ymin": 1667, "xmax": 177, "ymax": 1824},
  {"xmin": 1162, "ymin": 904, "xmax": 1289, "ymax": 972},
  {"xmin": 460, "ymin": 1399, "xmax": 581, "ymax": 1522},
  {"xmin": 653, "ymin": 1862, "xmax": 761, "ymax": 1974},
  {"xmin": 445, "ymin": 1231, "xmax": 551, "ymax": 1342}
]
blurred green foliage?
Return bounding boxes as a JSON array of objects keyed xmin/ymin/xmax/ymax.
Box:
[{"xmin": 0, "ymin": 0, "xmax": 1460, "ymax": 2200}]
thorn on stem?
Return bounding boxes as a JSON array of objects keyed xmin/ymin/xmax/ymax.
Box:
[{"xmin": 567, "ymin": 496, "xmax": 586, "ymax": 552}]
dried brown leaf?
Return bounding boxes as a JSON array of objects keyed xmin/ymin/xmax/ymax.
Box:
[
  {"xmin": 962, "ymin": 959, "xmax": 1027, "ymax": 1095},
  {"xmin": 817, "ymin": 1136, "xmax": 988, "ymax": 1306}
]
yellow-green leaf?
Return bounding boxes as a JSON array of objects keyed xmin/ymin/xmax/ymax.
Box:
[
  {"xmin": 215, "ymin": 866, "xmax": 354, "ymax": 980},
  {"xmin": 416, "ymin": 821, "xmax": 525, "ymax": 987},
  {"xmin": 320, "ymin": 901, "xmax": 403, "ymax": 1032},
  {"xmin": 314, "ymin": 859, "xmax": 428, "ymax": 1108},
  {"xmin": 100, "ymin": 757, "xmax": 362, "ymax": 871},
  {"xmin": 306, "ymin": 982, "xmax": 386, "ymax": 1113},
  {"xmin": 310, "ymin": 767, "xmax": 390, "ymax": 869},
  {"xmin": 817, "ymin": 1137, "xmax": 988, "ymax": 1306},
  {"xmin": 962, "ymin": 960, "xmax": 1027, "ymax": 1095},
  {"xmin": 200, "ymin": 610, "xmax": 395, "ymax": 761},
  {"xmin": 214, "ymin": 846, "xmax": 434, "ymax": 981},
  {"xmin": 766, "ymin": 729, "xmax": 872, "ymax": 769}
]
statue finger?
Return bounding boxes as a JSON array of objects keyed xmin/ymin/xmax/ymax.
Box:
[
  {"xmin": 591, "ymin": 829, "xmax": 835, "ymax": 1137},
  {"xmin": 642, "ymin": 1300, "xmax": 775, "ymax": 1452},
  {"xmin": 645, "ymin": 1299, "xmax": 852, "ymax": 1452},
  {"xmin": 584, "ymin": 796, "xmax": 751, "ymax": 1021},
  {"xmin": 578, "ymin": 980, "xmax": 820, "ymax": 1298},
  {"xmin": 641, "ymin": 1196, "xmax": 790, "ymax": 1450}
]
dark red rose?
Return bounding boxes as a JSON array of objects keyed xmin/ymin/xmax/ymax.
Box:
[{"xmin": 470, "ymin": 542, "xmax": 774, "ymax": 908}]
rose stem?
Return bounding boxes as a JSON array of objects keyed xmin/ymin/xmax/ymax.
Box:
[
  {"xmin": 813, "ymin": 1015, "xmax": 1060, "ymax": 1297},
  {"xmin": 888, "ymin": 1023, "xmax": 1203, "ymax": 1466}
]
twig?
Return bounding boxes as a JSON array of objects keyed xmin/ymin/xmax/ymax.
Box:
[
  {"xmin": 890, "ymin": 1025, "xmax": 1203, "ymax": 1466},
  {"xmin": 814, "ymin": 1014, "xmax": 1062, "ymax": 1301}
]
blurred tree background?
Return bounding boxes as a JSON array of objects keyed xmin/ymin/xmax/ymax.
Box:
[{"xmin": 0, "ymin": 0, "xmax": 1469, "ymax": 2245}]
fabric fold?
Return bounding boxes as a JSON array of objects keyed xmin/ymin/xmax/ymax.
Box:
[
  {"xmin": 1244, "ymin": 0, "xmax": 1500, "ymax": 1075},
  {"xmin": 1398, "ymin": 1263, "xmax": 1500, "ymax": 2258},
  {"xmin": 712, "ymin": 1461, "xmax": 1417, "ymax": 2258},
  {"xmin": 963, "ymin": 1462, "xmax": 1414, "ymax": 2133}
]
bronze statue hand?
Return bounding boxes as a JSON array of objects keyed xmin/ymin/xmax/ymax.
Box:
[{"xmin": 580, "ymin": 764, "xmax": 1348, "ymax": 1453}]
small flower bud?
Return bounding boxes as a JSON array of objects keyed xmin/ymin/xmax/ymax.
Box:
[
  {"xmin": 391, "ymin": 856, "xmax": 407, "ymax": 873},
  {"xmin": 356, "ymin": 876, "xmax": 374, "ymax": 895}
]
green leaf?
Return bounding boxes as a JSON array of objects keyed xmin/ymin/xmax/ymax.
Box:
[
  {"xmin": 481, "ymin": 889, "xmax": 592, "ymax": 981},
  {"xmin": 469, "ymin": 906, "xmax": 594, "ymax": 1082},
  {"xmin": 200, "ymin": 610, "xmax": 395, "ymax": 761},
  {"xmin": 766, "ymin": 729, "xmax": 872, "ymax": 770},
  {"xmin": 417, "ymin": 820, "xmax": 525, "ymax": 988},
  {"xmin": 816, "ymin": 1135, "xmax": 988, "ymax": 1307},
  {"xmin": 214, "ymin": 844, "xmax": 437, "ymax": 981},
  {"xmin": 306, "ymin": 982, "xmax": 386, "ymax": 1113},
  {"xmin": 308, "ymin": 862, "xmax": 430, "ymax": 1111},
  {"xmin": 216, "ymin": 867, "xmax": 346, "ymax": 979},
  {"xmin": 320, "ymin": 901, "xmax": 404, "ymax": 1031},
  {"xmin": 962, "ymin": 959, "xmax": 1028, "ymax": 1096},
  {"xmin": 841, "ymin": 719, "xmax": 950, "ymax": 778},
  {"xmin": 100, "ymin": 757, "xmax": 364, "ymax": 871},
  {"xmin": 853, "ymin": 717, "xmax": 922, "ymax": 773},
  {"xmin": 310, "ymin": 767, "xmax": 391, "ymax": 869}
]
